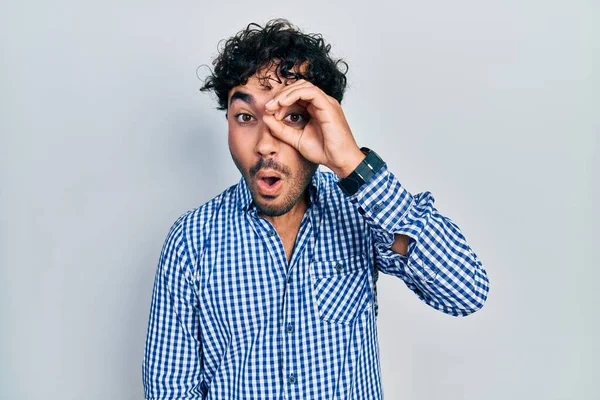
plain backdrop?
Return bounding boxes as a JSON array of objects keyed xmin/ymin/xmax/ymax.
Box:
[{"xmin": 1, "ymin": 1, "xmax": 598, "ymax": 399}]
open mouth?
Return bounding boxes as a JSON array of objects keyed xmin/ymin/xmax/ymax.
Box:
[
  {"xmin": 255, "ymin": 170, "xmax": 284, "ymax": 194},
  {"xmin": 261, "ymin": 176, "xmax": 281, "ymax": 186}
]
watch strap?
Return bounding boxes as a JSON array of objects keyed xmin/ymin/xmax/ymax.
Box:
[{"xmin": 337, "ymin": 147, "xmax": 385, "ymax": 196}]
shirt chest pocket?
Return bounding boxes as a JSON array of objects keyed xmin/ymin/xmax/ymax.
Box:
[{"xmin": 309, "ymin": 254, "xmax": 372, "ymax": 325}]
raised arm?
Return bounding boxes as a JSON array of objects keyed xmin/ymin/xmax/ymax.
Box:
[
  {"xmin": 261, "ymin": 79, "xmax": 489, "ymax": 316},
  {"xmin": 347, "ymin": 165, "xmax": 489, "ymax": 316}
]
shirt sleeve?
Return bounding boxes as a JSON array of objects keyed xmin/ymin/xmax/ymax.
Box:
[
  {"xmin": 347, "ymin": 164, "xmax": 490, "ymax": 317},
  {"xmin": 142, "ymin": 214, "xmax": 205, "ymax": 399}
]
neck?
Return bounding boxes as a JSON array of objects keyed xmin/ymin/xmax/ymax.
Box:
[{"xmin": 260, "ymin": 191, "xmax": 309, "ymax": 232}]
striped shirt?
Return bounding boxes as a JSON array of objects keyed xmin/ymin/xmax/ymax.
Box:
[{"xmin": 142, "ymin": 164, "xmax": 489, "ymax": 399}]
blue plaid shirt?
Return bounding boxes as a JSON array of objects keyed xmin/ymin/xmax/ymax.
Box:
[{"xmin": 143, "ymin": 165, "xmax": 489, "ymax": 399}]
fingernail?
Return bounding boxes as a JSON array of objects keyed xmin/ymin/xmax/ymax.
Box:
[{"xmin": 266, "ymin": 99, "xmax": 274, "ymax": 107}]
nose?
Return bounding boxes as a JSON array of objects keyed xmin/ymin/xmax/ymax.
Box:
[{"xmin": 254, "ymin": 120, "xmax": 280, "ymax": 158}]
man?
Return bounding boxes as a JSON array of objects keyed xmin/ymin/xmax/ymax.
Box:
[{"xmin": 143, "ymin": 19, "xmax": 489, "ymax": 400}]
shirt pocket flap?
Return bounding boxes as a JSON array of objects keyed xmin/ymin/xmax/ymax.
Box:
[
  {"xmin": 310, "ymin": 253, "xmax": 371, "ymax": 324},
  {"xmin": 311, "ymin": 253, "xmax": 369, "ymax": 279}
]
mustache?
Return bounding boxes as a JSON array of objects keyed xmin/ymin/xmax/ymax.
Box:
[{"xmin": 250, "ymin": 158, "xmax": 291, "ymax": 177}]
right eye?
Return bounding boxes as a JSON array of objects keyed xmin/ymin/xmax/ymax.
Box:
[{"xmin": 234, "ymin": 113, "xmax": 255, "ymax": 124}]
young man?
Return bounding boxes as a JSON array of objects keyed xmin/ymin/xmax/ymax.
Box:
[{"xmin": 143, "ymin": 19, "xmax": 489, "ymax": 400}]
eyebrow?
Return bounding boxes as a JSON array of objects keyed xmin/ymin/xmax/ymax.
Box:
[{"xmin": 229, "ymin": 91, "xmax": 254, "ymax": 106}]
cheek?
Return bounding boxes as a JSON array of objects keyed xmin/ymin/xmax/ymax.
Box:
[
  {"xmin": 228, "ymin": 126, "xmax": 255, "ymax": 165},
  {"xmin": 227, "ymin": 119, "xmax": 243, "ymax": 147}
]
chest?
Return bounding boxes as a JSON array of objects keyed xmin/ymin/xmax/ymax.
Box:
[{"xmin": 197, "ymin": 207, "xmax": 374, "ymax": 331}]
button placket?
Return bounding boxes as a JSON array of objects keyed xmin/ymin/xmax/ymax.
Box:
[
  {"xmin": 282, "ymin": 259, "xmax": 303, "ymax": 398},
  {"xmin": 281, "ymin": 210, "xmax": 312, "ymax": 399},
  {"xmin": 257, "ymin": 219, "xmax": 287, "ymax": 274}
]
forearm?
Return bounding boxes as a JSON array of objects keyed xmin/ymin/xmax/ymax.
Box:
[{"xmin": 346, "ymin": 164, "xmax": 489, "ymax": 316}]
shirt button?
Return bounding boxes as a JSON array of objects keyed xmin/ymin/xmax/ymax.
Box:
[
  {"xmin": 372, "ymin": 204, "xmax": 381, "ymax": 212},
  {"xmin": 288, "ymin": 373, "xmax": 296, "ymax": 384},
  {"xmin": 286, "ymin": 324, "xmax": 294, "ymax": 334},
  {"xmin": 335, "ymin": 263, "xmax": 343, "ymax": 272},
  {"xmin": 286, "ymin": 276, "xmax": 292, "ymax": 284},
  {"xmin": 268, "ymin": 230, "xmax": 276, "ymax": 237}
]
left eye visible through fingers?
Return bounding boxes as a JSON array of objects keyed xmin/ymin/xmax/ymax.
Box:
[
  {"xmin": 273, "ymin": 101, "xmax": 310, "ymax": 124},
  {"xmin": 283, "ymin": 112, "xmax": 310, "ymax": 128}
]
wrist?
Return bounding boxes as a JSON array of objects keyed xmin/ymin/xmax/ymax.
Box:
[
  {"xmin": 331, "ymin": 147, "xmax": 366, "ymax": 178},
  {"xmin": 336, "ymin": 147, "xmax": 385, "ymax": 196}
]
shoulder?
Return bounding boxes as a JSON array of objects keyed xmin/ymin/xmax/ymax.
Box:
[
  {"xmin": 314, "ymin": 168, "xmax": 349, "ymax": 207},
  {"xmin": 161, "ymin": 183, "xmax": 240, "ymax": 264},
  {"xmin": 317, "ymin": 169, "xmax": 339, "ymax": 186}
]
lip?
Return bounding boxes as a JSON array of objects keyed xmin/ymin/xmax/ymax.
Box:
[{"xmin": 254, "ymin": 170, "xmax": 284, "ymax": 196}]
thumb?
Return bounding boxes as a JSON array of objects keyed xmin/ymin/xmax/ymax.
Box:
[{"xmin": 263, "ymin": 115, "xmax": 303, "ymax": 150}]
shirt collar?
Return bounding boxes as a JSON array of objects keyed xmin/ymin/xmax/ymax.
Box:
[{"xmin": 236, "ymin": 168, "xmax": 323, "ymax": 213}]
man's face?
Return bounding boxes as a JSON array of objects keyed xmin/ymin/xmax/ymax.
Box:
[{"xmin": 227, "ymin": 70, "xmax": 318, "ymax": 217}]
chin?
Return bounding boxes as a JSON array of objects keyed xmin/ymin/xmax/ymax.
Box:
[{"xmin": 254, "ymin": 196, "xmax": 297, "ymax": 217}]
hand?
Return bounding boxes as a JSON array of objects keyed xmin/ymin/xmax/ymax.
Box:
[{"xmin": 262, "ymin": 80, "xmax": 365, "ymax": 178}]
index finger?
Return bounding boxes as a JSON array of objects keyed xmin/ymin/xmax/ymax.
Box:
[{"xmin": 265, "ymin": 80, "xmax": 313, "ymax": 111}]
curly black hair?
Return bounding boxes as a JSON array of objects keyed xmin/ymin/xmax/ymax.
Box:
[{"xmin": 199, "ymin": 19, "xmax": 348, "ymax": 110}]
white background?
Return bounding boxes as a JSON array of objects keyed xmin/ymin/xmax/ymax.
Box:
[{"xmin": 1, "ymin": 1, "xmax": 598, "ymax": 399}]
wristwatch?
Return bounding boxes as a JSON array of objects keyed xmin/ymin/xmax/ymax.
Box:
[{"xmin": 337, "ymin": 147, "xmax": 385, "ymax": 196}]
